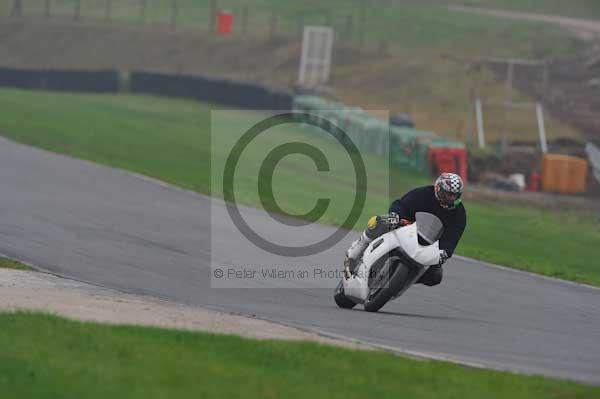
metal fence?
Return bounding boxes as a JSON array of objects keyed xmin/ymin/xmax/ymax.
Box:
[{"xmin": 2, "ymin": 0, "xmax": 375, "ymax": 43}]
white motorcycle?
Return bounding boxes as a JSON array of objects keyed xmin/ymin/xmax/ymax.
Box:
[{"xmin": 334, "ymin": 212, "xmax": 443, "ymax": 313}]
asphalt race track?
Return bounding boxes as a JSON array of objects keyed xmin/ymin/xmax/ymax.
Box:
[{"xmin": 0, "ymin": 137, "xmax": 599, "ymax": 383}]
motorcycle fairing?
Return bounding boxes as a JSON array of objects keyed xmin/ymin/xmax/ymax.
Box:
[{"xmin": 342, "ymin": 223, "xmax": 440, "ymax": 303}]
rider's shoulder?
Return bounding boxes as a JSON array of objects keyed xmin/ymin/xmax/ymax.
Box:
[
  {"xmin": 415, "ymin": 185, "xmax": 435, "ymax": 198},
  {"xmin": 408, "ymin": 185, "xmax": 434, "ymax": 195},
  {"xmin": 399, "ymin": 185, "xmax": 434, "ymax": 202}
]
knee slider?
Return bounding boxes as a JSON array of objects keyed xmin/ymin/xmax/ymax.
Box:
[{"xmin": 422, "ymin": 268, "xmax": 443, "ymax": 286}]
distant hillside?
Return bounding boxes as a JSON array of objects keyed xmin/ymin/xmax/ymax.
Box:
[{"xmin": 0, "ymin": 0, "xmax": 593, "ymax": 144}]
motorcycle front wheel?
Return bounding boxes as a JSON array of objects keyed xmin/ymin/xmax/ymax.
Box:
[{"xmin": 363, "ymin": 256, "xmax": 409, "ymax": 313}]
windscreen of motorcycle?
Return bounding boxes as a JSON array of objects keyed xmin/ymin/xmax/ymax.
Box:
[{"xmin": 415, "ymin": 212, "xmax": 444, "ymax": 245}]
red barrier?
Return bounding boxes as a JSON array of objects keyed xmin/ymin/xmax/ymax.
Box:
[
  {"xmin": 217, "ymin": 11, "xmax": 233, "ymax": 35},
  {"xmin": 526, "ymin": 170, "xmax": 541, "ymax": 192},
  {"xmin": 428, "ymin": 147, "xmax": 468, "ymax": 181}
]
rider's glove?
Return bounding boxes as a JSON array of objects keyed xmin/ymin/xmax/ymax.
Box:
[
  {"xmin": 439, "ymin": 250, "xmax": 449, "ymax": 266},
  {"xmin": 384, "ymin": 212, "xmax": 400, "ymax": 228}
]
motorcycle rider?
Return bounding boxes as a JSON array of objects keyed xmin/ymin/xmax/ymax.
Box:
[{"xmin": 344, "ymin": 173, "xmax": 467, "ymax": 286}]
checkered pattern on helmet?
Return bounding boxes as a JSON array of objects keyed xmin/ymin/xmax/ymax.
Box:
[{"xmin": 436, "ymin": 173, "xmax": 463, "ymax": 195}]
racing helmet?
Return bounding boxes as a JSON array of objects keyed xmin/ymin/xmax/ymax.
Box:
[{"xmin": 434, "ymin": 173, "xmax": 464, "ymax": 210}]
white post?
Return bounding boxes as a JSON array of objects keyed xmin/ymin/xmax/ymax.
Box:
[
  {"xmin": 536, "ymin": 103, "xmax": 548, "ymax": 154},
  {"xmin": 321, "ymin": 29, "xmax": 334, "ymax": 84},
  {"xmin": 298, "ymin": 28, "xmax": 310, "ymax": 85},
  {"xmin": 475, "ymin": 99, "xmax": 485, "ymax": 149},
  {"xmin": 505, "ymin": 61, "xmax": 514, "ymax": 102}
]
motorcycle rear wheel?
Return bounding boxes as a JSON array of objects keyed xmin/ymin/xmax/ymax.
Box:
[{"xmin": 334, "ymin": 279, "xmax": 356, "ymax": 309}]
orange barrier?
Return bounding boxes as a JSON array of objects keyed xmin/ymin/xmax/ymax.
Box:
[{"xmin": 541, "ymin": 154, "xmax": 588, "ymax": 194}]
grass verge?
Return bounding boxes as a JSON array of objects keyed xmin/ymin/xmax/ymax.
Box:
[
  {"xmin": 0, "ymin": 311, "xmax": 598, "ymax": 399},
  {"xmin": 0, "ymin": 256, "xmax": 31, "ymax": 270},
  {"xmin": 0, "ymin": 88, "xmax": 598, "ymax": 285}
]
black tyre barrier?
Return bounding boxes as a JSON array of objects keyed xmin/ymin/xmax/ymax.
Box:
[
  {"xmin": 0, "ymin": 67, "xmax": 293, "ymax": 110},
  {"xmin": 0, "ymin": 67, "xmax": 119, "ymax": 92},
  {"xmin": 130, "ymin": 70, "xmax": 293, "ymax": 110}
]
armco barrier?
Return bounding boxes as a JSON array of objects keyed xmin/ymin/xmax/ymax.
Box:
[
  {"xmin": 0, "ymin": 67, "xmax": 119, "ymax": 92},
  {"xmin": 130, "ymin": 70, "xmax": 293, "ymax": 110}
]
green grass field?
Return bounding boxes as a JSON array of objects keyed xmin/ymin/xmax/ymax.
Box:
[
  {"xmin": 0, "ymin": 88, "xmax": 599, "ymax": 285},
  {"xmin": 1, "ymin": 311, "xmax": 597, "ymax": 398}
]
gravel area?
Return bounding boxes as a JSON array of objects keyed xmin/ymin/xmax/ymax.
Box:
[{"xmin": 0, "ymin": 268, "xmax": 369, "ymax": 350}]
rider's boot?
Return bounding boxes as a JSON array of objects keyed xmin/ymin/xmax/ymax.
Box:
[{"xmin": 344, "ymin": 232, "xmax": 372, "ymax": 278}]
